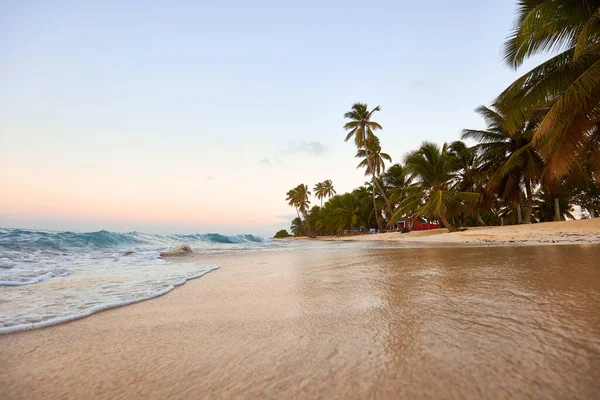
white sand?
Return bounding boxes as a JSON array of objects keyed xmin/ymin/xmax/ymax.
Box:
[{"xmin": 317, "ymin": 218, "xmax": 600, "ymax": 246}]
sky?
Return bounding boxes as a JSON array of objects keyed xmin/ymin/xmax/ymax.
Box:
[{"xmin": 0, "ymin": 1, "xmax": 548, "ymax": 236}]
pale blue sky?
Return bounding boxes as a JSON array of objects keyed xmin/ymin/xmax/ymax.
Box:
[{"xmin": 0, "ymin": 1, "xmax": 545, "ymax": 236}]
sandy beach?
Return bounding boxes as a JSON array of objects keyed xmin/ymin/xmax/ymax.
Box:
[
  {"xmin": 316, "ymin": 218, "xmax": 600, "ymax": 246},
  {"xmin": 2, "ymin": 240, "xmax": 600, "ymax": 399}
]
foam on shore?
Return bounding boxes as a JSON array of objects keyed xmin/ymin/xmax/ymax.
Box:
[{"xmin": 0, "ymin": 265, "xmax": 219, "ymax": 334}]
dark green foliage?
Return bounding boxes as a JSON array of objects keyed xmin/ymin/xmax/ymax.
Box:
[{"xmin": 273, "ymin": 230, "xmax": 292, "ymax": 238}]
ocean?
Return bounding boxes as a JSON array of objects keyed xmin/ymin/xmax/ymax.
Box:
[{"xmin": 0, "ymin": 228, "xmax": 271, "ymax": 334}]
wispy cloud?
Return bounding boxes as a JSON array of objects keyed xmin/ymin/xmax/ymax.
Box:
[
  {"xmin": 258, "ymin": 157, "xmax": 272, "ymax": 166},
  {"xmin": 281, "ymin": 141, "xmax": 327, "ymax": 156},
  {"xmin": 407, "ymin": 80, "xmax": 439, "ymax": 89}
]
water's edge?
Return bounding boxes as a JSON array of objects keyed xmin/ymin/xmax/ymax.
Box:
[{"xmin": 0, "ymin": 265, "xmax": 219, "ymax": 335}]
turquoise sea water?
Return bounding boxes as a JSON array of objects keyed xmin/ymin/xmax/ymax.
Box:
[{"xmin": 0, "ymin": 228, "xmax": 267, "ymax": 334}]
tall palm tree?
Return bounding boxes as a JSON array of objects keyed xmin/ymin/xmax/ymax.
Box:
[
  {"xmin": 355, "ymin": 137, "xmax": 392, "ymax": 231},
  {"xmin": 286, "ymin": 187, "xmax": 301, "ymax": 220},
  {"xmin": 295, "ymin": 184, "xmax": 311, "ymax": 215},
  {"xmin": 313, "ymin": 182, "xmax": 326, "ymax": 207},
  {"xmin": 496, "ymin": 0, "xmax": 600, "ymax": 179},
  {"xmin": 286, "ymin": 184, "xmax": 311, "ymax": 235},
  {"xmin": 394, "ymin": 142, "xmax": 480, "ymax": 232},
  {"xmin": 343, "ymin": 103, "xmax": 393, "ymax": 224},
  {"xmin": 462, "ymin": 105, "xmax": 544, "ymax": 224},
  {"xmin": 343, "ymin": 103, "xmax": 383, "ymax": 148},
  {"xmin": 322, "ymin": 179, "xmax": 336, "ymax": 200}
]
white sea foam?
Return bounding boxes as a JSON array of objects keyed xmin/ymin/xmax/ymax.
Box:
[
  {"xmin": 0, "ymin": 228, "xmax": 269, "ymax": 334},
  {"xmin": 0, "ymin": 265, "xmax": 218, "ymax": 334}
]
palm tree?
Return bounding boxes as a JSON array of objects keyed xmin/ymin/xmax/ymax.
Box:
[
  {"xmin": 286, "ymin": 184, "xmax": 311, "ymax": 235},
  {"xmin": 568, "ymin": 161, "xmax": 600, "ymax": 218},
  {"xmin": 343, "ymin": 103, "xmax": 382, "ymax": 148},
  {"xmin": 534, "ymin": 183, "xmax": 576, "ymax": 222},
  {"xmin": 448, "ymin": 141, "xmax": 489, "ymax": 226},
  {"xmin": 290, "ymin": 217, "xmax": 305, "ymax": 237},
  {"xmin": 322, "ymin": 179, "xmax": 336, "ymax": 200},
  {"xmin": 313, "ymin": 180, "xmax": 336, "ymax": 207},
  {"xmin": 496, "ymin": 0, "xmax": 600, "ymax": 180},
  {"xmin": 333, "ymin": 193, "xmax": 365, "ymax": 232},
  {"xmin": 355, "ymin": 137, "xmax": 392, "ymax": 231},
  {"xmin": 313, "ymin": 182, "xmax": 326, "ymax": 207},
  {"xmin": 382, "ymin": 164, "xmax": 413, "ymax": 215},
  {"xmin": 343, "ymin": 103, "xmax": 393, "ymax": 225},
  {"xmin": 286, "ymin": 187, "xmax": 301, "ymax": 220},
  {"xmin": 462, "ymin": 105, "xmax": 544, "ymax": 224},
  {"xmin": 394, "ymin": 142, "xmax": 480, "ymax": 232}
]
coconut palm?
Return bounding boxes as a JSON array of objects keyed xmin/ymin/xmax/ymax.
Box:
[
  {"xmin": 394, "ymin": 142, "xmax": 480, "ymax": 232},
  {"xmin": 314, "ymin": 180, "xmax": 336, "ymax": 207},
  {"xmin": 290, "ymin": 217, "xmax": 305, "ymax": 237},
  {"xmin": 496, "ymin": 0, "xmax": 600, "ymax": 179},
  {"xmin": 534, "ymin": 183, "xmax": 576, "ymax": 222},
  {"xmin": 286, "ymin": 184, "xmax": 311, "ymax": 235},
  {"xmin": 447, "ymin": 140, "xmax": 490, "ymax": 226},
  {"xmin": 286, "ymin": 187, "xmax": 301, "ymax": 219},
  {"xmin": 448, "ymin": 141, "xmax": 479, "ymax": 191},
  {"xmin": 381, "ymin": 164, "xmax": 413, "ymax": 229},
  {"xmin": 313, "ymin": 182, "xmax": 326, "ymax": 207},
  {"xmin": 343, "ymin": 103, "xmax": 383, "ymax": 148},
  {"xmin": 322, "ymin": 179, "xmax": 336, "ymax": 200},
  {"xmin": 566, "ymin": 157, "xmax": 600, "ymax": 218},
  {"xmin": 294, "ymin": 184, "xmax": 311, "ymax": 214},
  {"xmin": 462, "ymin": 105, "xmax": 544, "ymax": 224},
  {"xmin": 355, "ymin": 137, "xmax": 392, "ymax": 231},
  {"xmin": 382, "ymin": 163, "xmax": 412, "ymax": 209},
  {"xmin": 343, "ymin": 103, "xmax": 393, "ymax": 224},
  {"xmin": 356, "ymin": 136, "xmax": 392, "ymax": 175}
]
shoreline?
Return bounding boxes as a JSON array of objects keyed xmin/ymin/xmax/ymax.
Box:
[
  {"xmin": 2, "ymin": 243, "xmax": 599, "ymax": 398},
  {"xmin": 311, "ymin": 219, "xmax": 600, "ymax": 246}
]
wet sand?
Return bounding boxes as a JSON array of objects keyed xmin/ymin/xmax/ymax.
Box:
[
  {"xmin": 317, "ymin": 218, "xmax": 600, "ymax": 246},
  {"xmin": 2, "ymin": 244, "xmax": 600, "ymax": 399}
]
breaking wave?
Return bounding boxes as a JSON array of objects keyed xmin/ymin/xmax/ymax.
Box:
[{"xmin": 0, "ymin": 227, "xmax": 266, "ymax": 334}]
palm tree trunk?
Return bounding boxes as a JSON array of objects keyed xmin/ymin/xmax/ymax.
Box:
[
  {"xmin": 301, "ymin": 211, "xmax": 312, "ymax": 238},
  {"xmin": 439, "ymin": 213, "xmax": 457, "ymax": 232},
  {"xmin": 476, "ymin": 209, "xmax": 487, "ymax": 226},
  {"xmin": 373, "ymin": 176, "xmax": 392, "ymax": 219},
  {"xmin": 295, "ymin": 207, "xmax": 308, "ymax": 237},
  {"xmin": 364, "ymin": 148, "xmax": 392, "ymax": 223},
  {"xmin": 523, "ymin": 177, "xmax": 533, "ymax": 224},
  {"xmin": 371, "ymin": 183, "xmax": 383, "ymax": 232}
]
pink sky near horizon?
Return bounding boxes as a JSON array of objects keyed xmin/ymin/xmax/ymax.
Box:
[{"xmin": 2, "ymin": 1, "xmax": 549, "ymax": 236}]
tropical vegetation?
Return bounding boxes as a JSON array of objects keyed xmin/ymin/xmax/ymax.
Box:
[
  {"xmin": 278, "ymin": 1, "xmax": 599, "ymax": 237},
  {"xmin": 273, "ymin": 229, "xmax": 292, "ymax": 238}
]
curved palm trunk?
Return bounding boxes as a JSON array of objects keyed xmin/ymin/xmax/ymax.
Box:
[
  {"xmin": 301, "ymin": 211, "xmax": 312, "ymax": 238},
  {"xmin": 476, "ymin": 209, "xmax": 487, "ymax": 226},
  {"xmin": 364, "ymin": 150, "xmax": 391, "ymax": 229},
  {"xmin": 523, "ymin": 177, "xmax": 533, "ymax": 224},
  {"xmin": 439, "ymin": 213, "xmax": 457, "ymax": 232},
  {"xmin": 371, "ymin": 183, "xmax": 383, "ymax": 232},
  {"xmin": 293, "ymin": 207, "xmax": 303, "ymax": 237},
  {"xmin": 373, "ymin": 175, "xmax": 392, "ymax": 219}
]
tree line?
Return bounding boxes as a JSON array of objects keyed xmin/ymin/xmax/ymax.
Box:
[{"xmin": 282, "ymin": 1, "xmax": 599, "ymax": 237}]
